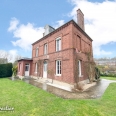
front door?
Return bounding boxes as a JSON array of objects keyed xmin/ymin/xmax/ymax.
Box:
[
  {"xmin": 25, "ymin": 64, "xmax": 30, "ymax": 76},
  {"xmin": 43, "ymin": 61, "xmax": 47, "ymax": 78}
]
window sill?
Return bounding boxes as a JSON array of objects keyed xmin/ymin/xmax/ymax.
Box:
[
  {"xmin": 79, "ymin": 75, "xmax": 83, "ymax": 77},
  {"xmin": 56, "ymin": 50, "xmax": 61, "ymax": 52},
  {"xmin": 35, "ymin": 72, "xmax": 37, "ymax": 73},
  {"xmin": 55, "ymin": 74, "xmax": 61, "ymax": 77}
]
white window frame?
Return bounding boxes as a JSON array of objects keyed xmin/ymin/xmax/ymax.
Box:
[
  {"xmin": 56, "ymin": 37, "xmax": 61, "ymax": 52},
  {"xmin": 35, "ymin": 63, "xmax": 38, "ymax": 73},
  {"xmin": 78, "ymin": 60, "xmax": 82, "ymax": 77},
  {"xmin": 44, "ymin": 43, "xmax": 48, "ymax": 55},
  {"xmin": 35, "ymin": 47, "xmax": 39, "ymax": 57},
  {"xmin": 56, "ymin": 60, "xmax": 61, "ymax": 76}
]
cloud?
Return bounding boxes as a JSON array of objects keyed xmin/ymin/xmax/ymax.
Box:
[
  {"xmin": 53, "ymin": 20, "xmax": 65, "ymax": 29},
  {"xmin": 68, "ymin": 0, "xmax": 116, "ymax": 57},
  {"xmin": 8, "ymin": 18, "xmax": 44, "ymax": 51},
  {"xmin": 8, "ymin": 18, "xmax": 65, "ymax": 51},
  {"xmin": 94, "ymin": 47, "xmax": 112, "ymax": 56},
  {"xmin": 8, "ymin": 18, "xmax": 19, "ymax": 31}
]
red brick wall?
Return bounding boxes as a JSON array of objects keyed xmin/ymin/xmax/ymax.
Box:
[
  {"xmin": 32, "ymin": 23, "xmax": 75, "ymax": 84},
  {"xmin": 31, "ymin": 21, "xmax": 93, "ymax": 84},
  {"xmin": 72, "ymin": 23, "xmax": 93, "ymax": 81},
  {"xmin": 46, "ymin": 49, "xmax": 75, "ymax": 84},
  {"xmin": 17, "ymin": 60, "xmax": 32, "ymax": 76}
]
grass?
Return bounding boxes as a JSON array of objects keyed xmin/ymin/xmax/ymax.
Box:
[
  {"xmin": 0, "ymin": 78, "xmax": 116, "ymax": 116},
  {"xmin": 101, "ymin": 76, "xmax": 116, "ymax": 80}
]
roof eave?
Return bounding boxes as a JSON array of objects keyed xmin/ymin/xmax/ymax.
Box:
[{"xmin": 32, "ymin": 19, "xmax": 93, "ymax": 45}]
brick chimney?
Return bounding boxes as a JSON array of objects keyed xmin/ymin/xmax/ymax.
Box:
[{"xmin": 77, "ymin": 9, "xmax": 85, "ymax": 31}]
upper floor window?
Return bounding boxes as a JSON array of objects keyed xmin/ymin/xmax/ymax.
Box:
[
  {"xmin": 56, "ymin": 37, "xmax": 61, "ymax": 51},
  {"xmin": 35, "ymin": 47, "xmax": 39, "ymax": 57},
  {"xmin": 44, "ymin": 43, "xmax": 48, "ymax": 55},
  {"xmin": 56, "ymin": 60, "xmax": 61, "ymax": 76}
]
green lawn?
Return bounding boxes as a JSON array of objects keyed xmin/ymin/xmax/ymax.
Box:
[
  {"xmin": 101, "ymin": 76, "xmax": 116, "ymax": 80},
  {"xmin": 0, "ymin": 78, "xmax": 116, "ymax": 116}
]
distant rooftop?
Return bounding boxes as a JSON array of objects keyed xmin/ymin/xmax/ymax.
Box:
[{"xmin": 17, "ymin": 57, "xmax": 32, "ymax": 61}]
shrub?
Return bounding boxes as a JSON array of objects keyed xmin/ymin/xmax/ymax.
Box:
[
  {"xmin": 12, "ymin": 65, "xmax": 18, "ymax": 77},
  {"xmin": 95, "ymin": 67, "xmax": 100, "ymax": 80},
  {"xmin": 0, "ymin": 63, "xmax": 13, "ymax": 78}
]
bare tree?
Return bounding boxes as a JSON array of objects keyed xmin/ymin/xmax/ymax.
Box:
[
  {"xmin": 13, "ymin": 55, "xmax": 22, "ymax": 66},
  {"xmin": 0, "ymin": 50, "xmax": 12, "ymax": 63}
]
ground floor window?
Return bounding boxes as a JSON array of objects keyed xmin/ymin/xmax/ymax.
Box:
[
  {"xmin": 19, "ymin": 63, "xmax": 21, "ymax": 72},
  {"xmin": 78, "ymin": 60, "xmax": 82, "ymax": 77},
  {"xmin": 56, "ymin": 60, "xmax": 61, "ymax": 76},
  {"xmin": 25, "ymin": 64, "xmax": 29, "ymax": 71},
  {"xmin": 35, "ymin": 63, "xmax": 37, "ymax": 73}
]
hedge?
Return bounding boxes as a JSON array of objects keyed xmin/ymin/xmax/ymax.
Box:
[
  {"xmin": 0, "ymin": 63, "xmax": 13, "ymax": 78},
  {"xmin": 100, "ymin": 73, "xmax": 116, "ymax": 77}
]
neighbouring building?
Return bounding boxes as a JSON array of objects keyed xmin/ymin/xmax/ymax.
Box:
[{"xmin": 17, "ymin": 9, "xmax": 93, "ymax": 90}]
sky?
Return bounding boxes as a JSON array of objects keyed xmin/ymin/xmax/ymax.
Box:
[{"xmin": 0, "ymin": 0, "xmax": 116, "ymax": 62}]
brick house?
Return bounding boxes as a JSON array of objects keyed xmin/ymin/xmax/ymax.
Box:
[{"xmin": 17, "ymin": 9, "xmax": 93, "ymax": 90}]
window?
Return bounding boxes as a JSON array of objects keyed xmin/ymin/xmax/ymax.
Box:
[
  {"xmin": 78, "ymin": 60, "xmax": 82, "ymax": 77},
  {"xmin": 25, "ymin": 64, "xmax": 29, "ymax": 71},
  {"xmin": 35, "ymin": 63, "xmax": 37, "ymax": 73},
  {"xmin": 56, "ymin": 37, "xmax": 61, "ymax": 51},
  {"xmin": 44, "ymin": 43, "xmax": 48, "ymax": 55},
  {"xmin": 35, "ymin": 48, "xmax": 39, "ymax": 57},
  {"xmin": 19, "ymin": 63, "xmax": 21, "ymax": 72},
  {"xmin": 56, "ymin": 60, "xmax": 61, "ymax": 75}
]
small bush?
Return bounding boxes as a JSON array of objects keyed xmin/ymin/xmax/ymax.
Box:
[
  {"xmin": 0, "ymin": 63, "xmax": 13, "ymax": 78},
  {"xmin": 12, "ymin": 65, "xmax": 18, "ymax": 77},
  {"xmin": 95, "ymin": 67, "xmax": 100, "ymax": 80}
]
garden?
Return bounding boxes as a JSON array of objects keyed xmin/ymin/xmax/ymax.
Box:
[{"xmin": 0, "ymin": 77, "xmax": 116, "ymax": 116}]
